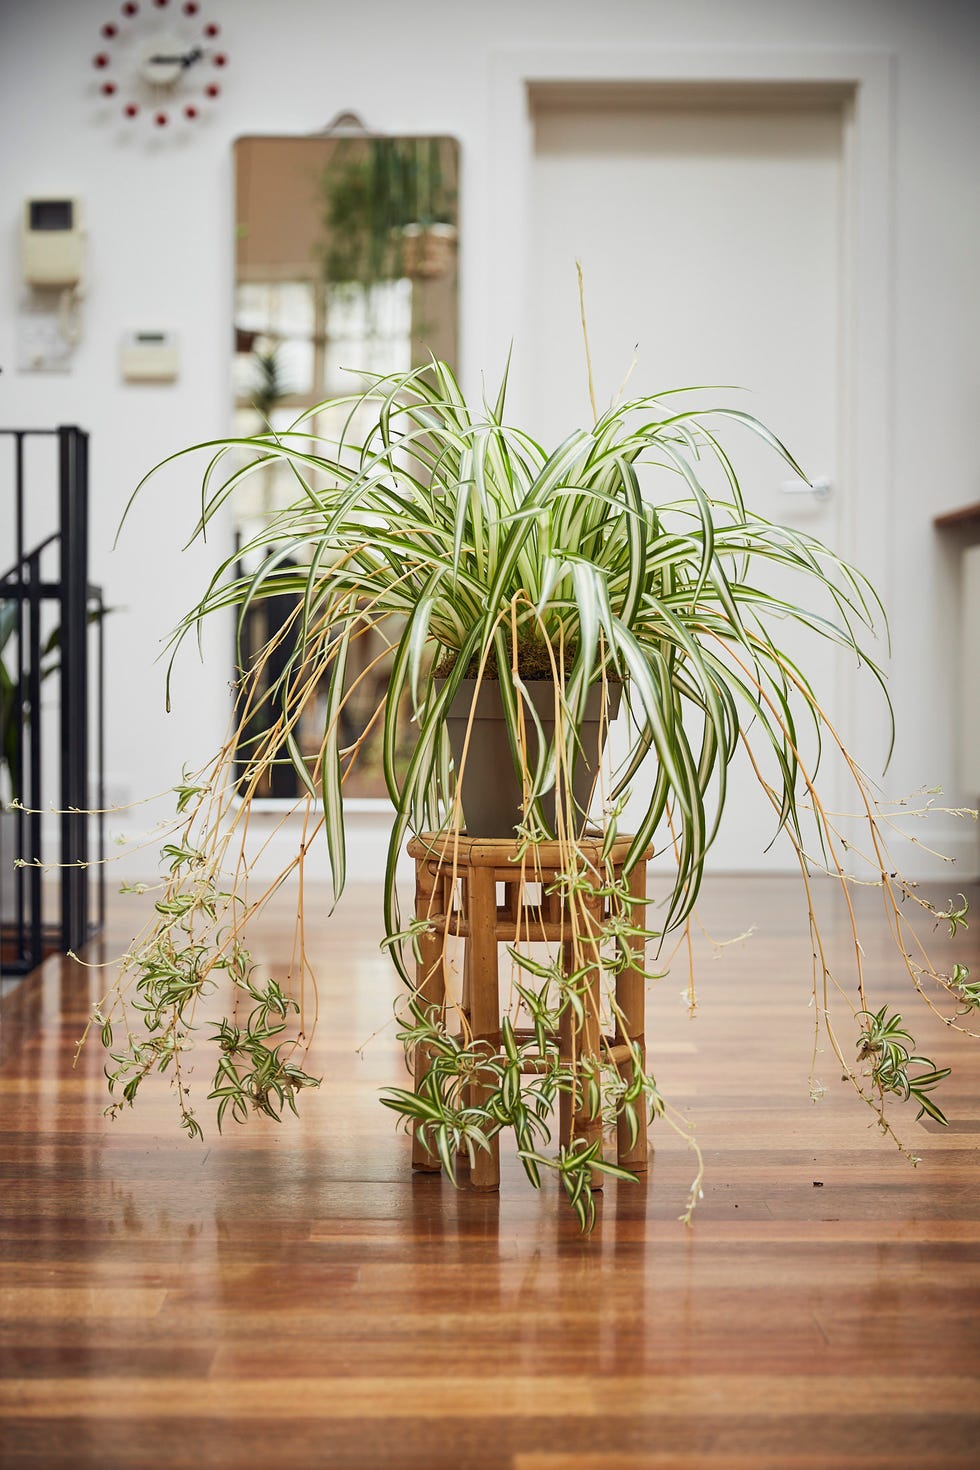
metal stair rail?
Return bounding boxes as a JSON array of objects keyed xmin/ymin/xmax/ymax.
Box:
[{"xmin": 1, "ymin": 426, "xmax": 105, "ymax": 976}]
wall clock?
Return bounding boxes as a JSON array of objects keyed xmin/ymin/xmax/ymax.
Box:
[{"xmin": 91, "ymin": 0, "xmax": 229, "ymax": 128}]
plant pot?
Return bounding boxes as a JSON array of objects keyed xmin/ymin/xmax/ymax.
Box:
[
  {"xmin": 395, "ymin": 223, "xmax": 458, "ymax": 280},
  {"xmin": 441, "ymin": 679, "xmax": 622, "ymax": 838}
]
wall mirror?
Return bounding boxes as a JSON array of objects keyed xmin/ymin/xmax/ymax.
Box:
[{"xmin": 231, "ymin": 129, "xmax": 459, "ymax": 800}]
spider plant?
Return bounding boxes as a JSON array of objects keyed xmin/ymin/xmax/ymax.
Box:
[
  {"xmin": 139, "ymin": 358, "xmax": 886, "ymax": 937},
  {"xmin": 82, "ymin": 356, "xmax": 974, "ymax": 1227}
]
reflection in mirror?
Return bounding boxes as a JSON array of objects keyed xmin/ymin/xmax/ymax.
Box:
[{"xmin": 232, "ymin": 134, "xmax": 459, "ymax": 800}]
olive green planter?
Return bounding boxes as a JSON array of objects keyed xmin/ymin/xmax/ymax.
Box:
[{"xmin": 443, "ymin": 679, "xmax": 622, "ymax": 837}]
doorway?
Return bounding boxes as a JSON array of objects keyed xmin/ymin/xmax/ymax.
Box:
[{"xmin": 528, "ymin": 83, "xmax": 851, "ymax": 871}]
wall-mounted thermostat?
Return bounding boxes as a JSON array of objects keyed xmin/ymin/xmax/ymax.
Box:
[
  {"xmin": 121, "ymin": 330, "xmax": 179, "ymax": 382},
  {"xmin": 22, "ymin": 198, "xmax": 85, "ymax": 288}
]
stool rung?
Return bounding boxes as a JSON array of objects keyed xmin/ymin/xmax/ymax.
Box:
[
  {"xmin": 447, "ymin": 1025, "xmax": 637, "ymax": 1069},
  {"xmin": 422, "ymin": 911, "xmax": 577, "ymax": 943}
]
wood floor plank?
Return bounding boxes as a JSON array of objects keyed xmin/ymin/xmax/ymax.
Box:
[
  {"xmin": 0, "ymin": 1372, "xmax": 976, "ymax": 1418},
  {"xmin": 0, "ymin": 1287, "xmax": 167, "ymax": 1319},
  {"xmin": 515, "ymin": 1459, "xmax": 980, "ymax": 1470}
]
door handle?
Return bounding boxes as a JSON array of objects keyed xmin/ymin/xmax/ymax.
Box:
[{"xmin": 780, "ymin": 476, "xmax": 833, "ymax": 501}]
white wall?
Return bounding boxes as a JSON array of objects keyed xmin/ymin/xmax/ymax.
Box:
[{"xmin": 1, "ymin": 0, "xmax": 978, "ymax": 881}]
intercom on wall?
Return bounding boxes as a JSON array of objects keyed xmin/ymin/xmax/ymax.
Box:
[
  {"xmin": 21, "ymin": 198, "xmax": 85, "ymax": 288},
  {"xmin": 18, "ymin": 198, "xmax": 85, "ymax": 372}
]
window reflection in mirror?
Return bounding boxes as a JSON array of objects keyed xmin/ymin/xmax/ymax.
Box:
[{"xmin": 232, "ymin": 133, "xmax": 459, "ymax": 800}]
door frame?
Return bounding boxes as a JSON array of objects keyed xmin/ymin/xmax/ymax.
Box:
[{"xmin": 486, "ymin": 44, "xmax": 895, "ymax": 814}]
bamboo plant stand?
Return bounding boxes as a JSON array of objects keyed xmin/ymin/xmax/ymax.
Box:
[{"xmin": 406, "ymin": 832, "xmax": 651, "ymax": 1190}]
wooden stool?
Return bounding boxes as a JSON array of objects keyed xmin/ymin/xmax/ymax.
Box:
[{"xmin": 406, "ymin": 832, "xmax": 651, "ymax": 1190}]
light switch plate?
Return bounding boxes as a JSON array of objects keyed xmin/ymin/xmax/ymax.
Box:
[{"xmin": 121, "ymin": 330, "xmax": 179, "ymax": 382}]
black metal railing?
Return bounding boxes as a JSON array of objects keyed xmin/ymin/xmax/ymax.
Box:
[{"xmin": 1, "ymin": 426, "xmax": 105, "ymax": 977}]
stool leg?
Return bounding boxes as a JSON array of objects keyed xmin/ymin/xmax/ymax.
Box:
[
  {"xmin": 577, "ymin": 891, "xmax": 605, "ymax": 1167},
  {"xmin": 561, "ymin": 894, "xmax": 604, "ymax": 1183},
  {"xmin": 412, "ymin": 861, "xmax": 446, "ymax": 1172},
  {"xmin": 457, "ymin": 926, "xmax": 475, "ymax": 1136},
  {"xmin": 467, "ymin": 865, "xmax": 501, "ymax": 1190},
  {"xmin": 616, "ymin": 859, "xmax": 649, "ymax": 1172},
  {"xmin": 558, "ymin": 949, "xmax": 574, "ymax": 1151}
]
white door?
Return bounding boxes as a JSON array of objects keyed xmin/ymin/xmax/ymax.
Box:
[{"xmin": 529, "ymin": 91, "xmax": 848, "ymax": 872}]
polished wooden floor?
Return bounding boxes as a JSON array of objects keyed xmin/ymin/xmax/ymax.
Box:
[{"xmin": 1, "ymin": 874, "xmax": 979, "ymax": 1469}]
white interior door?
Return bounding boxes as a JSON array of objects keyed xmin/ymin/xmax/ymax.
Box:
[{"xmin": 529, "ymin": 90, "xmax": 847, "ymax": 872}]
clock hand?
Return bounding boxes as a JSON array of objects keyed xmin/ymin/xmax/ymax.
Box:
[{"xmin": 148, "ymin": 46, "xmax": 204, "ymax": 69}]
